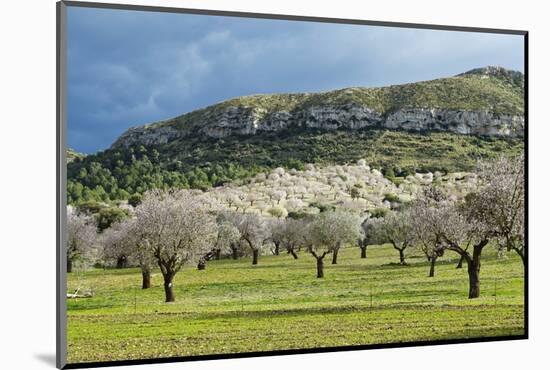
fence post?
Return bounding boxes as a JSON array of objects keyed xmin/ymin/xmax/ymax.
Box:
[
  {"xmin": 494, "ymin": 277, "xmax": 497, "ymax": 306},
  {"xmin": 240, "ymin": 285, "xmax": 244, "ymax": 313},
  {"xmin": 369, "ymin": 282, "xmax": 373, "ymax": 309}
]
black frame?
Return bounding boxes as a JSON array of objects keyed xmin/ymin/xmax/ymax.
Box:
[{"xmin": 56, "ymin": 1, "xmax": 529, "ymax": 368}]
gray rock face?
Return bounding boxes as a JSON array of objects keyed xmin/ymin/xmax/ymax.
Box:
[
  {"xmin": 113, "ymin": 125, "xmax": 181, "ymax": 147},
  {"xmin": 112, "ymin": 104, "xmax": 524, "ymax": 148},
  {"xmin": 383, "ymin": 108, "xmax": 524, "ymax": 137}
]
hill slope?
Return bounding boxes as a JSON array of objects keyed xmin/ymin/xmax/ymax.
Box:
[
  {"xmin": 67, "ymin": 67, "xmax": 524, "ymax": 204},
  {"xmin": 113, "ymin": 66, "xmax": 524, "ymax": 148},
  {"xmin": 67, "ymin": 148, "xmax": 85, "ymax": 163}
]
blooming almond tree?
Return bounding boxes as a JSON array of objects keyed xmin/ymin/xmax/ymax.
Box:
[
  {"xmin": 197, "ymin": 220, "xmax": 241, "ymax": 270},
  {"xmin": 299, "ymin": 217, "xmax": 327, "ymax": 278},
  {"xmin": 266, "ymin": 218, "xmax": 285, "ymax": 256},
  {"xmin": 477, "ymin": 154, "xmax": 525, "ymax": 265},
  {"xmin": 231, "ymin": 212, "xmax": 267, "ymax": 265},
  {"xmin": 413, "ymin": 193, "xmax": 492, "ymax": 298},
  {"xmin": 357, "ymin": 216, "xmax": 384, "ymax": 259},
  {"xmin": 378, "ymin": 210, "xmax": 415, "ymax": 265},
  {"xmin": 278, "ymin": 218, "xmax": 305, "ymax": 259},
  {"xmin": 67, "ymin": 206, "xmax": 97, "ymax": 273},
  {"xmin": 309, "ymin": 210, "xmax": 362, "ymax": 277},
  {"xmin": 410, "ymin": 186, "xmax": 452, "ymax": 276},
  {"xmin": 214, "ymin": 220, "xmax": 241, "ymax": 259},
  {"xmin": 268, "ymin": 218, "xmax": 305, "ymax": 259},
  {"xmin": 103, "ymin": 218, "xmax": 155, "ymax": 288},
  {"xmin": 135, "ymin": 189, "xmax": 217, "ymax": 302},
  {"xmin": 124, "ymin": 218, "xmax": 156, "ymax": 289},
  {"xmin": 102, "ymin": 220, "xmax": 134, "ymax": 269},
  {"xmin": 410, "ymin": 190, "xmax": 447, "ymax": 277}
]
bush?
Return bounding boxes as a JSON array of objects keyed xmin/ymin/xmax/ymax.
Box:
[
  {"xmin": 287, "ymin": 211, "xmax": 309, "ymax": 219},
  {"xmin": 382, "ymin": 166, "xmax": 396, "ymax": 178},
  {"xmin": 383, "ymin": 193, "xmax": 401, "ymax": 203},
  {"xmin": 96, "ymin": 207, "xmax": 129, "ymax": 232},
  {"xmin": 397, "ymin": 168, "xmax": 412, "ymax": 177},
  {"xmin": 369, "ymin": 208, "xmax": 389, "ymax": 218},
  {"xmin": 127, "ymin": 193, "xmax": 142, "ymax": 207},
  {"xmin": 76, "ymin": 200, "xmax": 107, "ymax": 214},
  {"xmin": 267, "ymin": 206, "xmax": 287, "ymax": 218},
  {"xmin": 285, "ymin": 159, "xmax": 305, "ymax": 171},
  {"xmin": 387, "ymin": 177, "xmax": 404, "ymax": 186},
  {"xmin": 309, "ymin": 202, "xmax": 335, "ymax": 213},
  {"xmin": 350, "ymin": 187, "xmax": 362, "ymax": 199}
]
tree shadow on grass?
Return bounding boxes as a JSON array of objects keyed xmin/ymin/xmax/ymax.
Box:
[{"xmin": 334, "ymin": 257, "xmax": 467, "ymax": 273}]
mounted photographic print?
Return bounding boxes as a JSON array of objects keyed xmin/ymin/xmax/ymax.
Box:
[{"xmin": 57, "ymin": 1, "xmax": 527, "ymax": 368}]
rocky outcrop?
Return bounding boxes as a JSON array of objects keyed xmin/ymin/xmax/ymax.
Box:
[
  {"xmin": 111, "ymin": 66, "xmax": 525, "ymax": 148},
  {"xmin": 383, "ymin": 108, "xmax": 524, "ymax": 137},
  {"xmin": 114, "ymin": 125, "xmax": 181, "ymax": 147},
  {"xmin": 457, "ymin": 66, "xmax": 525, "ymax": 85},
  {"xmin": 113, "ymin": 104, "xmax": 524, "ymax": 148}
]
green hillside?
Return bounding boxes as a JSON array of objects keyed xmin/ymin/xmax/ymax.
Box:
[
  {"xmin": 140, "ymin": 66, "xmax": 524, "ymax": 134},
  {"xmin": 67, "ymin": 66, "xmax": 524, "ymax": 205},
  {"xmin": 67, "ymin": 128, "xmax": 523, "ymax": 204},
  {"xmin": 67, "ymin": 148, "xmax": 85, "ymax": 163}
]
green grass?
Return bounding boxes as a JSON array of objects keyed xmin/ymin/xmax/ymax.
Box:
[{"xmin": 67, "ymin": 244, "xmax": 525, "ymax": 364}]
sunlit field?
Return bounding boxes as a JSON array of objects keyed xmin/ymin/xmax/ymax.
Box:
[{"xmin": 67, "ymin": 244, "xmax": 524, "ymax": 364}]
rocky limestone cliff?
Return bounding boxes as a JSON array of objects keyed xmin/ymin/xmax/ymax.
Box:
[{"xmin": 112, "ymin": 66, "xmax": 525, "ymax": 148}]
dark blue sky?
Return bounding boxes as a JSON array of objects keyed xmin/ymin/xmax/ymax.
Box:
[{"xmin": 67, "ymin": 6, "xmax": 524, "ymax": 153}]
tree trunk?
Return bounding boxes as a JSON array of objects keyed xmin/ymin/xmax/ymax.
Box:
[
  {"xmin": 116, "ymin": 255, "xmax": 128, "ymax": 269},
  {"xmin": 316, "ymin": 257, "xmax": 324, "ymax": 278},
  {"xmin": 163, "ymin": 274, "xmax": 175, "ymax": 302},
  {"xmin": 360, "ymin": 246, "xmax": 367, "ymax": 259},
  {"xmin": 467, "ymin": 242, "xmax": 486, "ymax": 299},
  {"xmin": 141, "ymin": 268, "xmax": 151, "ymax": 289},
  {"xmin": 513, "ymin": 247, "xmax": 525, "ymax": 266},
  {"xmin": 332, "ymin": 249, "xmax": 339, "ymax": 264},
  {"xmin": 67, "ymin": 258, "xmax": 73, "ymax": 273},
  {"xmin": 197, "ymin": 258, "xmax": 206, "ymax": 270},
  {"xmin": 274, "ymin": 242, "xmax": 280, "ymax": 256},
  {"xmin": 231, "ymin": 245, "xmax": 238, "ymax": 260},
  {"xmin": 467, "ymin": 262, "xmax": 480, "ymax": 298},
  {"xmin": 399, "ymin": 248, "xmax": 406, "ymax": 265},
  {"xmin": 456, "ymin": 255, "xmax": 464, "ymax": 269},
  {"xmin": 289, "ymin": 249, "xmax": 298, "ymax": 259},
  {"xmin": 429, "ymin": 256, "xmax": 436, "ymax": 277},
  {"xmin": 519, "ymin": 251, "xmax": 525, "ymax": 266},
  {"xmin": 215, "ymin": 248, "xmax": 221, "ymax": 260},
  {"xmin": 252, "ymin": 249, "xmax": 259, "ymax": 265}
]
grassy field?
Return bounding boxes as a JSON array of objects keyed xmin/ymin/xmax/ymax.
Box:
[{"xmin": 66, "ymin": 244, "xmax": 525, "ymax": 364}]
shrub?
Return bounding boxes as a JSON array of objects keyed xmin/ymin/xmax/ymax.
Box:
[
  {"xmin": 387, "ymin": 177, "xmax": 404, "ymax": 186},
  {"xmin": 383, "ymin": 193, "xmax": 401, "ymax": 203},
  {"xmin": 267, "ymin": 206, "xmax": 287, "ymax": 219},
  {"xmin": 369, "ymin": 208, "xmax": 389, "ymax": 218},
  {"xmin": 76, "ymin": 200, "xmax": 107, "ymax": 214},
  {"xmin": 127, "ymin": 193, "xmax": 142, "ymax": 207},
  {"xmin": 309, "ymin": 202, "xmax": 335, "ymax": 213},
  {"xmin": 96, "ymin": 207, "xmax": 129, "ymax": 232},
  {"xmin": 350, "ymin": 187, "xmax": 362, "ymax": 200},
  {"xmin": 382, "ymin": 166, "xmax": 396, "ymax": 178},
  {"xmin": 287, "ymin": 211, "xmax": 310, "ymax": 219}
]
